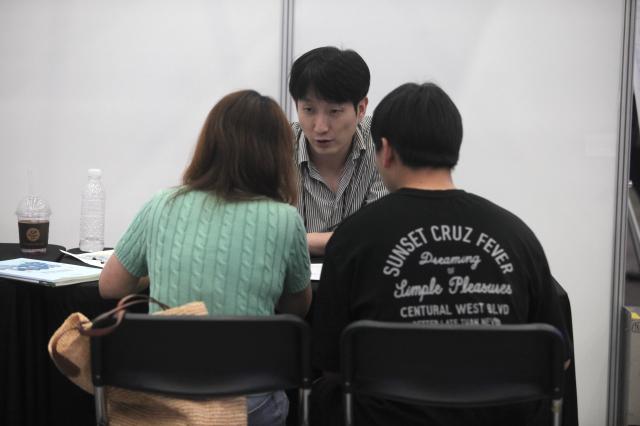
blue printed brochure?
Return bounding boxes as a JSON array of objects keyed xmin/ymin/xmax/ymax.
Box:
[{"xmin": 0, "ymin": 258, "xmax": 101, "ymax": 286}]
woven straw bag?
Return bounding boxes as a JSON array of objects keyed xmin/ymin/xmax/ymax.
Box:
[{"xmin": 48, "ymin": 294, "xmax": 246, "ymax": 426}]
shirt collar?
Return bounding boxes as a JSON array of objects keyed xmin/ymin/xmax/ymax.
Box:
[
  {"xmin": 350, "ymin": 121, "xmax": 367, "ymax": 161},
  {"xmin": 296, "ymin": 129, "xmax": 311, "ymax": 165}
]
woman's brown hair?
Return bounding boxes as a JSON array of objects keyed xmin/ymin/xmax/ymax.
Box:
[{"xmin": 182, "ymin": 90, "xmax": 297, "ymax": 204}]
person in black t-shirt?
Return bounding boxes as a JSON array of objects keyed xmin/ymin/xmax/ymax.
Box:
[{"xmin": 311, "ymin": 82, "xmax": 571, "ymax": 426}]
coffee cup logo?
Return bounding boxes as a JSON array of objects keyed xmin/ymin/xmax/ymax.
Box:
[
  {"xmin": 26, "ymin": 227, "xmax": 41, "ymax": 242},
  {"xmin": 17, "ymin": 220, "xmax": 49, "ymax": 253}
]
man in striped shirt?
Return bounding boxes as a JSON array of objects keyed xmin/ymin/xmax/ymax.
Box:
[{"xmin": 289, "ymin": 47, "xmax": 388, "ymax": 256}]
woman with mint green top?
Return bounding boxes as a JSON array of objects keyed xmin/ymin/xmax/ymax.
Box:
[
  {"xmin": 99, "ymin": 90, "xmax": 312, "ymax": 426},
  {"xmin": 112, "ymin": 188, "xmax": 310, "ymax": 315}
]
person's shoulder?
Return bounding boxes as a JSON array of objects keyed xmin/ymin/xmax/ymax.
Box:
[
  {"xmin": 464, "ymin": 191, "xmax": 540, "ymax": 239},
  {"xmin": 254, "ymin": 198, "xmax": 301, "ymax": 219},
  {"xmin": 154, "ymin": 187, "xmax": 176, "ymax": 199},
  {"xmin": 360, "ymin": 115, "xmax": 372, "ymax": 128},
  {"xmin": 359, "ymin": 116, "xmax": 373, "ymax": 140},
  {"xmin": 256, "ymin": 200, "xmax": 305, "ymax": 238},
  {"xmin": 144, "ymin": 187, "xmax": 177, "ymax": 207},
  {"xmin": 355, "ymin": 116, "xmax": 378, "ymax": 157},
  {"xmin": 464, "ymin": 191, "xmax": 520, "ymax": 218},
  {"xmin": 326, "ymin": 192, "xmax": 397, "ymax": 256},
  {"xmin": 158, "ymin": 186, "xmax": 204, "ymax": 205},
  {"xmin": 334, "ymin": 191, "xmax": 395, "ymax": 233},
  {"xmin": 128, "ymin": 188, "xmax": 178, "ymax": 224},
  {"xmin": 272, "ymin": 199, "xmax": 299, "ymax": 215}
]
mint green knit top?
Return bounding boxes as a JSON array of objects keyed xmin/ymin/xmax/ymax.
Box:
[{"xmin": 114, "ymin": 189, "xmax": 311, "ymax": 315}]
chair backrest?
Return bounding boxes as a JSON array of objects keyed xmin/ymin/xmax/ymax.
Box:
[
  {"xmin": 340, "ymin": 321, "xmax": 565, "ymax": 417},
  {"xmin": 91, "ymin": 313, "xmax": 311, "ymax": 397}
]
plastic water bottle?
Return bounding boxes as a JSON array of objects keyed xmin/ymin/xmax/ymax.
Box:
[{"xmin": 79, "ymin": 168, "xmax": 105, "ymax": 252}]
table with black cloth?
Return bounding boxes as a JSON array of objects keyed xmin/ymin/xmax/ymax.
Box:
[{"xmin": 0, "ymin": 243, "xmax": 140, "ymax": 426}]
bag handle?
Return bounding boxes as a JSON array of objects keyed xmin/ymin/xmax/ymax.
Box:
[
  {"xmin": 50, "ymin": 294, "xmax": 170, "ymax": 378},
  {"xmin": 79, "ymin": 294, "xmax": 170, "ymax": 337}
]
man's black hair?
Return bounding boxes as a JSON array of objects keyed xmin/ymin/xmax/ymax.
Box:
[
  {"xmin": 371, "ymin": 82, "xmax": 463, "ymax": 169},
  {"xmin": 289, "ymin": 46, "xmax": 370, "ymax": 108}
]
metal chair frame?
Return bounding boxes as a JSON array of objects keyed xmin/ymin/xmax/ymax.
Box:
[{"xmin": 341, "ymin": 321, "xmax": 566, "ymax": 426}]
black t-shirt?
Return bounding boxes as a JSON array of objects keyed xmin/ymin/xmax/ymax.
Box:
[{"xmin": 312, "ymin": 188, "xmax": 569, "ymax": 426}]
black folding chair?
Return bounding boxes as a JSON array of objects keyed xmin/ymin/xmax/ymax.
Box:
[
  {"xmin": 90, "ymin": 313, "xmax": 311, "ymax": 425},
  {"xmin": 340, "ymin": 321, "xmax": 566, "ymax": 426}
]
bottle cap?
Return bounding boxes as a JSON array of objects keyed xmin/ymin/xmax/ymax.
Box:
[
  {"xmin": 88, "ymin": 168, "xmax": 102, "ymax": 177},
  {"xmin": 16, "ymin": 195, "xmax": 51, "ymax": 220}
]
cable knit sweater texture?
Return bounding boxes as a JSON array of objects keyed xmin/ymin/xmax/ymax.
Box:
[{"xmin": 115, "ymin": 188, "xmax": 310, "ymax": 315}]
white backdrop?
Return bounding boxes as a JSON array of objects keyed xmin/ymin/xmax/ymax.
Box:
[
  {"xmin": 293, "ymin": 1, "xmax": 622, "ymax": 425},
  {"xmin": 0, "ymin": 0, "xmax": 283, "ymax": 249},
  {"xmin": 0, "ymin": 1, "xmax": 629, "ymax": 425}
]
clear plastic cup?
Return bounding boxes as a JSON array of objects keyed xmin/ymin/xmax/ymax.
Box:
[{"xmin": 16, "ymin": 195, "xmax": 51, "ymax": 254}]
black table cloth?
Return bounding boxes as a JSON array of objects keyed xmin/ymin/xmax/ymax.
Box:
[{"xmin": 0, "ymin": 243, "xmax": 119, "ymax": 425}]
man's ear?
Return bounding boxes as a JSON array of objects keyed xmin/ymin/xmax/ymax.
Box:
[
  {"xmin": 381, "ymin": 137, "xmax": 395, "ymax": 168},
  {"xmin": 357, "ymin": 97, "xmax": 368, "ymax": 121}
]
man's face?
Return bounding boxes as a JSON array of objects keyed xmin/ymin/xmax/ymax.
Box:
[{"xmin": 296, "ymin": 93, "xmax": 367, "ymax": 161}]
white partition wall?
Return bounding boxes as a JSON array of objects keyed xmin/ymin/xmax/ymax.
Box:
[
  {"xmin": 0, "ymin": 0, "xmax": 632, "ymax": 424},
  {"xmin": 0, "ymin": 0, "xmax": 283, "ymax": 248},
  {"xmin": 292, "ymin": 1, "xmax": 626, "ymax": 425}
]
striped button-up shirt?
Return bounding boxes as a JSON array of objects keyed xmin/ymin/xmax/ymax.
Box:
[{"xmin": 292, "ymin": 116, "xmax": 388, "ymax": 232}]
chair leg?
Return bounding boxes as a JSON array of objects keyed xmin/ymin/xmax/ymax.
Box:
[
  {"xmin": 94, "ymin": 386, "xmax": 108, "ymax": 426},
  {"xmin": 344, "ymin": 391, "xmax": 353, "ymax": 426},
  {"xmin": 299, "ymin": 387, "xmax": 310, "ymax": 426},
  {"xmin": 551, "ymin": 398, "xmax": 563, "ymax": 426}
]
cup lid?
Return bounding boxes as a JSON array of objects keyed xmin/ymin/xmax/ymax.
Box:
[{"xmin": 16, "ymin": 195, "xmax": 51, "ymax": 218}]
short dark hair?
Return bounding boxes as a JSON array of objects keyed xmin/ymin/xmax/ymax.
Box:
[
  {"xmin": 371, "ymin": 82, "xmax": 463, "ymax": 169},
  {"xmin": 182, "ymin": 90, "xmax": 297, "ymax": 204},
  {"xmin": 289, "ymin": 46, "xmax": 370, "ymax": 108}
]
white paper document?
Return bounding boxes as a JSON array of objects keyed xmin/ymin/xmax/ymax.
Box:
[
  {"xmin": 311, "ymin": 263, "xmax": 323, "ymax": 281},
  {"xmin": 59, "ymin": 249, "xmax": 114, "ymax": 268}
]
